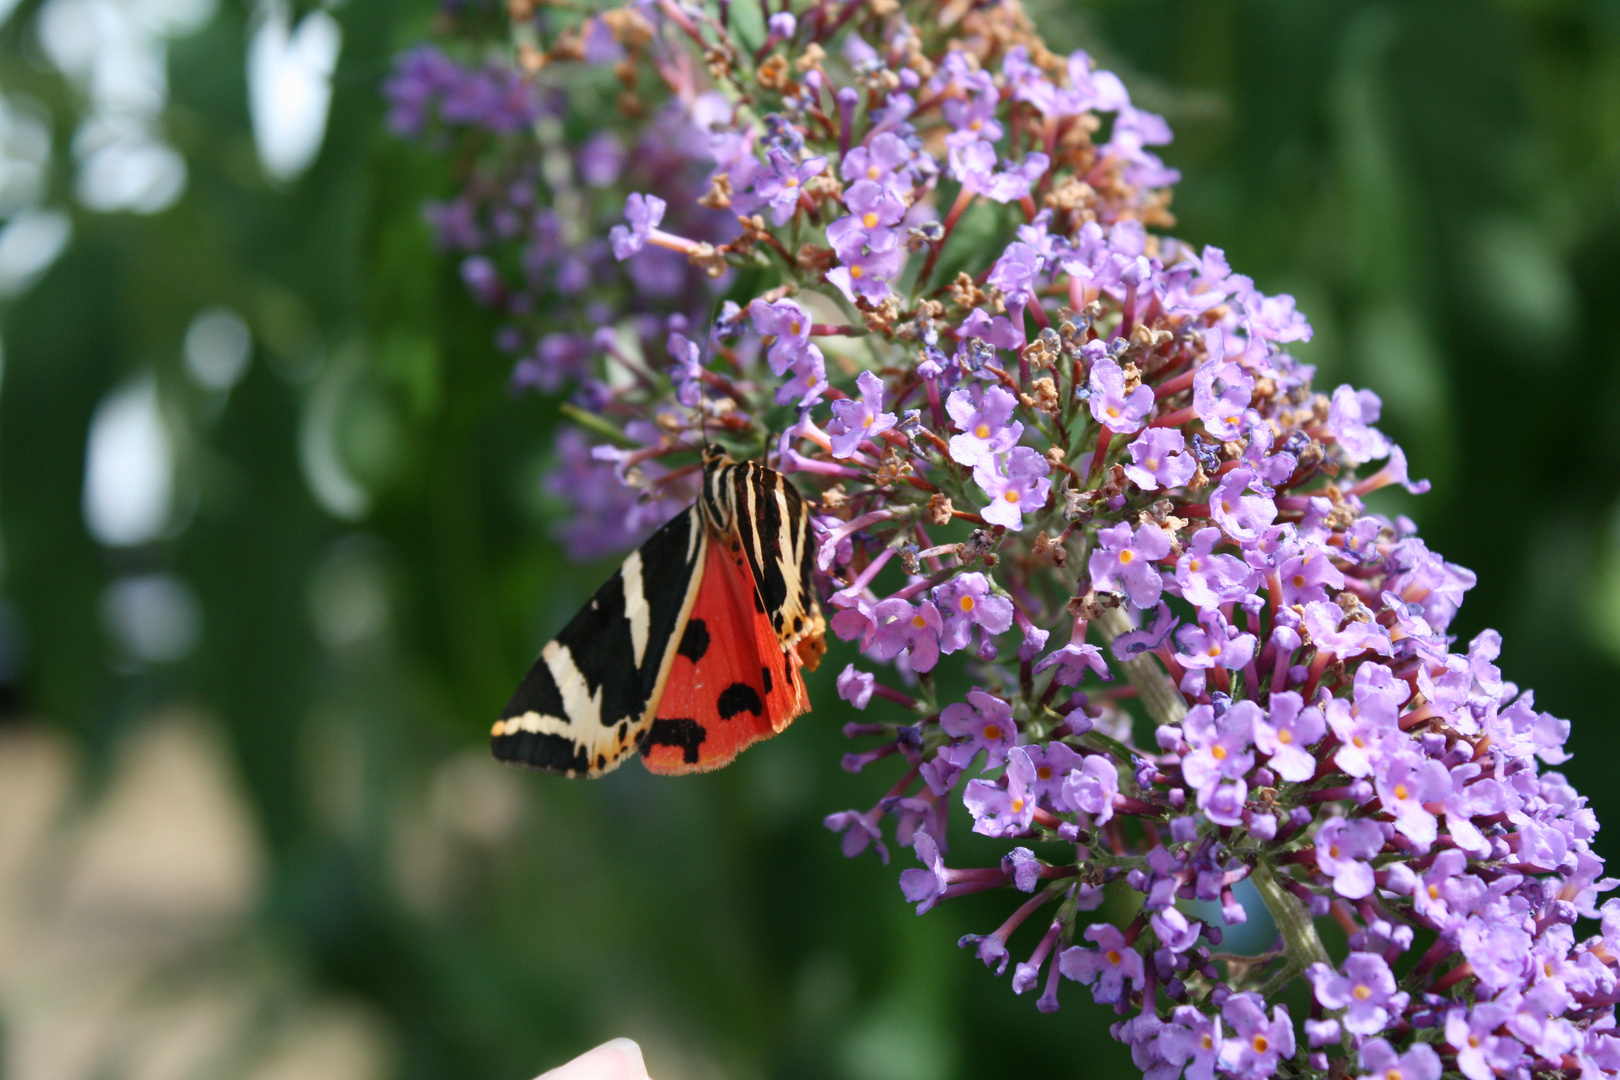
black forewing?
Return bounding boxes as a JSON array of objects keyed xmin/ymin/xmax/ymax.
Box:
[{"xmin": 492, "ymin": 507, "xmax": 705, "ymax": 777}]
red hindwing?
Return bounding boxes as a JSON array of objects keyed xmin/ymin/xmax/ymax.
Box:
[{"xmin": 641, "ymin": 533, "xmax": 810, "ymax": 774}]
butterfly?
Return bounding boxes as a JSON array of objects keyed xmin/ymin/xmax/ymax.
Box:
[{"xmin": 491, "ymin": 444, "xmax": 826, "ymax": 777}]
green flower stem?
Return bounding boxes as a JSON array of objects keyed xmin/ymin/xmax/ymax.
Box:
[
  {"xmin": 1094, "ymin": 606, "xmax": 1188, "ymax": 727},
  {"xmin": 1250, "ymin": 861, "xmax": 1331, "ymax": 994}
]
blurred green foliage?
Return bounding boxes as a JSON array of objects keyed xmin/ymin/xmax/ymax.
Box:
[{"xmin": 1, "ymin": 1, "xmax": 1618, "ymax": 1078}]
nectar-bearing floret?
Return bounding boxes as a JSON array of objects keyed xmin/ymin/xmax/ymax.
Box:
[{"xmin": 391, "ymin": 1, "xmax": 1619, "ymax": 1077}]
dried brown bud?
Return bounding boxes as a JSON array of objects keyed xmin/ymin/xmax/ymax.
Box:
[
  {"xmin": 699, "ymin": 173, "xmax": 733, "ymax": 210},
  {"xmin": 949, "ymin": 271, "xmax": 987, "ymax": 310},
  {"xmin": 757, "ymin": 54, "xmax": 792, "ymax": 92},
  {"xmin": 1032, "ymin": 531, "xmax": 1067, "ymax": 567},
  {"xmin": 1028, "ymin": 376, "xmax": 1060, "ymax": 416},
  {"xmin": 926, "ymin": 492, "xmax": 953, "ymax": 525}
]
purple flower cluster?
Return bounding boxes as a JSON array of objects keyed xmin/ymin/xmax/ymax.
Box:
[{"xmin": 396, "ymin": 4, "xmax": 1617, "ymax": 1079}]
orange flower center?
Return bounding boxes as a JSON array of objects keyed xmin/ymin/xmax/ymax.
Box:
[
  {"xmin": 1353, "ymin": 984, "xmax": 1372, "ymax": 1001},
  {"xmin": 974, "ymin": 423, "xmax": 991, "ymax": 438},
  {"xmin": 1106, "ymin": 950, "xmax": 1122, "ymax": 965},
  {"xmin": 959, "ymin": 596, "xmax": 975, "ymax": 612},
  {"xmin": 1119, "ymin": 550, "xmax": 1135, "ymax": 564},
  {"xmin": 1278, "ymin": 729, "xmax": 1293, "ymax": 744},
  {"xmin": 1212, "ymin": 745, "xmax": 1227, "ymax": 761},
  {"xmin": 1004, "ymin": 490, "xmax": 1019, "ymax": 503},
  {"xmin": 862, "ymin": 212, "xmax": 879, "ymax": 228},
  {"xmin": 849, "ymin": 265, "xmax": 864, "ymax": 279},
  {"xmin": 983, "ymin": 724, "xmax": 1001, "ymax": 740}
]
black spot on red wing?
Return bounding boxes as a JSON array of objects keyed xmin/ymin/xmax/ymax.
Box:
[
  {"xmin": 754, "ymin": 593, "xmax": 765, "ymax": 613},
  {"xmin": 761, "ymin": 666, "xmax": 773, "ymax": 695},
  {"xmin": 644, "ymin": 718, "xmax": 706, "ymax": 764},
  {"xmin": 717, "ymin": 682, "xmax": 764, "ymax": 719},
  {"xmin": 678, "ymin": 619, "xmax": 710, "ymax": 663},
  {"xmin": 782, "ymin": 649, "xmax": 793, "ymax": 690}
]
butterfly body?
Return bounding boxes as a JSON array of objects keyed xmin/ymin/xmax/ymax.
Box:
[{"xmin": 492, "ymin": 447, "xmax": 824, "ymax": 777}]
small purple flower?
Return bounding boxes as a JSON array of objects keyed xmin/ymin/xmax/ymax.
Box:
[
  {"xmin": 1124, "ymin": 429, "xmax": 1196, "ymax": 490},
  {"xmin": 1181, "ymin": 700, "xmax": 1256, "ymax": 799},
  {"xmin": 775, "ymin": 342, "xmax": 828, "ymax": 407},
  {"xmin": 868, "ymin": 597, "xmax": 943, "ymax": 672},
  {"xmin": 841, "ymin": 132, "xmax": 913, "ymax": 184},
  {"xmin": 1111, "ymin": 601, "xmax": 1179, "ymax": 661},
  {"xmin": 1307, "ymin": 952, "xmax": 1408, "ymax": 1035},
  {"xmin": 1089, "ymin": 358, "xmax": 1155, "ymax": 433},
  {"xmin": 1445, "ymin": 1004, "xmax": 1523, "ymax": 1080},
  {"xmin": 1058, "ymin": 923, "xmax": 1145, "ymax": 1004},
  {"xmin": 940, "ymin": 689, "xmax": 1019, "ymax": 769},
  {"xmin": 837, "ymin": 663, "xmax": 875, "ymax": 709},
  {"xmin": 950, "ymin": 140, "xmax": 1050, "ymax": 202},
  {"xmin": 827, "ymin": 245, "xmax": 903, "ymax": 304},
  {"xmin": 933, "ymin": 572, "xmax": 1015, "ymax": 653},
  {"xmin": 1278, "ymin": 547, "xmax": 1345, "ymax": 607},
  {"xmin": 1159, "ymin": 1006, "xmax": 1223, "ymax": 1080},
  {"xmin": 1193, "ymin": 360, "xmax": 1253, "ymax": 441},
  {"xmin": 1218, "ymin": 993, "xmax": 1294, "ymax": 1079},
  {"xmin": 1033, "ymin": 642, "xmax": 1112, "ymax": 687},
  {"xmin": 1088, "ymin": 521, "xmax": 1171, "ymax": 608},
  {"xmin": 823, "ymin": 807, "xmax": 888, "ymax": 863},
  {"xmin": 1313, "ymin": 816, "xmax": 1385, "ymax": 899},
  {"xmin": 964, "ymin": 745, "xmax": 1038, "ymax": 836},
  {"xmin": 946, "ymin": 386, "xmax": 1024, "ymax": 466},
  {"xmin": 1372, "ymin": 749, "xmax": 1450, "ymax": 848},
  {"xmin": 665, "ymin": 331, "xmax": 704, "ymax": 406},
  {"xmin": 1326, "ymin": 384, "xmax": 1391, "ymax": 465},
  {"xmin": 608, "ymin": 192, "xmax": 666, "ymax": 259},
  {"xmin": 1174, "ymin": 611, "xmax": 1256, "ymax": 671},
  {"xmin": 1303, "ymin": 600, "xmax": 1393, "ymax": 660},
  {"xmin": 827, "ymin": 371, "xmax": 898, "ymax": 458},
  {"xmin": 899, "ymin": 830, "xmax": 948, "ymax": 913},
  {"xmin": 973, "ymin": 447, "xmax": 1052, "ymax": 530},
  {"xmin": 1174, "ymin": 527, "xmax": 1256, "ymax": 608},
  {"xmin": 987, "ymin": 241, "xmax": 1045, "ymax": 308},
  {"xmin": 1209, "ymin": 469, "xmax": 1278, "ymax": 542},
  {"xmin": 1059, "ymin": 755, "xmax": 1119, "ymax": 825},
  {"xmin": 1354, "ymin": 1040, "xmax": 1440, "ymax": 1080},
  {"xmin": 1252, "ymin": 691, "xmax": 1324, "ymax": 782},
  {"xmin": 749, "ymin": 297, "xmax": 812, "ymax": 368},
  {"xmin": 827, "ymin": 179, "xmax": 908, "ymax": 256}
]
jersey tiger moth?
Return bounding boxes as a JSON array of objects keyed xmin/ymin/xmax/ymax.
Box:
[{"xmin": 491, "ymin": 445, "xmax": 826, "ymax": 777}]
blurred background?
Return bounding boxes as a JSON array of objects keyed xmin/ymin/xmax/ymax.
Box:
[{"xmin": 0, "ymin": 0, "xmax": 1617, "ymax": 1078}]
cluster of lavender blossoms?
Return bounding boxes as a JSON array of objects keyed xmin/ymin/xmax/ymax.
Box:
[{"xmin": 391, "ymin": 2, "xmax": 1620, "ymax": 1077}]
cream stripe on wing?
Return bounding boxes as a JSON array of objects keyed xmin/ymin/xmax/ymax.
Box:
[
  {"xmin": 542, "ymin": 641, "xmax": 603, "ymax": 730},
  {"xmin": 621, "ymin": 549, "xmax": 650, "ymax": 668}
]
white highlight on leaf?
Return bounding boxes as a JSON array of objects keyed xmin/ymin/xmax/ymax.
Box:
[
  {"xmin": 247, "ymin": 1, "xmax": 341, "ymax": 183},
  {"xmin": 183, "ymin": 306, "xmax": 252, "ymax": 391},
  {"xmin": 101, "ymin": 572, "xmax": 200, "ymax": 662},
  {"xmin": 0, "ymin": 208, "xmax": 70, "ymax": 296},
  {"xmin": 621, "ymin": 549, "xmax": 650, "ymax": 668},
  {"xmin": 38, "ymin": 0, "xmax": 215, "ymax": 214},
  {"xmin": 83, "ymin": 374, "xmax": 173, "ymax": 547}
]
